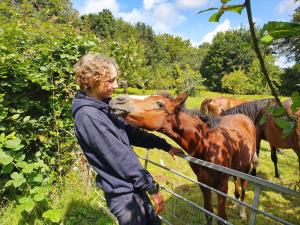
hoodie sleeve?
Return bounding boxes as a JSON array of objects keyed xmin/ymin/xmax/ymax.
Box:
[
  {"xmin": 75, "ymin": 108, "xmax": 156, "ymax": 192},
  {"xmin": 124, "ymin": 122, "xmax": 172, "ymax": 151}
]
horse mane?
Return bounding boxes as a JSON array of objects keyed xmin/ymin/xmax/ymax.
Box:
[
  {"xmin": 182, "ymin": 108, "xmax": 221, "ymax": 128},
  {"xmin": 156, "ymin": 92, "xmax": 174, "ymax": 100},
  {"xmin": 221, "ymin": 98, "xmax": 276, "ymax": 123}
]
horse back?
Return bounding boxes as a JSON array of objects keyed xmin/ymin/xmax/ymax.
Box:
[{"xmin": 205, "ymin": 114, "xmax": 256, "ymax": 172}]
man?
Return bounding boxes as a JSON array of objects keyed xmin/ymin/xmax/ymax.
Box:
[{"xmin": 71, "ymin": 53, "xmax": 182, "ymax": 225}]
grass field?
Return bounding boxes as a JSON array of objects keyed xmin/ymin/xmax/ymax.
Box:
[{"xmin": 1, "ymin": 91, "xmax": 299, "ymax": 225}]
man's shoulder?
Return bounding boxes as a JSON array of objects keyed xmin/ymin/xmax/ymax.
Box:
[{"xmin": 75, "ymin": 105, "xmax": 107, "ymax": 120}]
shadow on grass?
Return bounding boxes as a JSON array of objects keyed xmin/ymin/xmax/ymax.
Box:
[
  {"xmin": 162, "ymin": 183, "xmax": 210, "ymax": 225},
  {"xmin": 63, "ymin": 200, "xmax": 115, "ymax": 225}
]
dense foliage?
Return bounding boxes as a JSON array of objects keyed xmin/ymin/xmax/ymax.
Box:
[
  {"xmin": 0, "ymin": 0, "xmax": 103, "ymax": 222},
  {"xmin": 201, "ymin": 29, "xmax": 256, "ymax": 91}
]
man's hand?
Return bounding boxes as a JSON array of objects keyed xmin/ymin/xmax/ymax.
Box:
[
  {"xmin": 168, "ymin": 146, "xmax": 184, "ymax": 160},
  {"xmin": 150, "ymin": 192, "xmax": 165, "ymax": 215}
]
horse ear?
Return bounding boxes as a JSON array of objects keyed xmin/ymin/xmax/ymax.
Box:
[{"xmin": 174, "ymin": 92, "xmax": 188, "ymax": 110}]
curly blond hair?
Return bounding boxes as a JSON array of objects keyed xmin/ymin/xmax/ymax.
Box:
[{"xmin": 74, "ymin": 54, "xmax": 120, "ymax": 91}]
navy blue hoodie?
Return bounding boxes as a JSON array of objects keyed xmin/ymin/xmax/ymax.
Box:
[{"xmin": 71, "ymin": 92, "xmax": 172, "ymax": 196}]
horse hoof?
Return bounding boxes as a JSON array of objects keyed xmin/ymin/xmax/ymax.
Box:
[
  {"xmin": 240, "ymin": 214, "xmax": 247, "ymax": 221},
  {"xmin": 276, "ymin": 148, "xmax": 285, "ymax": 154}
]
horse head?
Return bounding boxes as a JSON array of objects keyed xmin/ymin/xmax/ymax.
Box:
[{"xmin": 109, "ymin": 92, "xmax": 188, "ymax": 131}]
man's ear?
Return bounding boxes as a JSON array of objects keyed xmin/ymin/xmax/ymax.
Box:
[{"xmin": 174, "ymin": 92, "xmax": 188, "ymax": 111}]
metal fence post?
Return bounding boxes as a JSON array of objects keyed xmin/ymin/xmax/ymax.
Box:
[
  {"xmin": 144, "ymin": 148, "xmax": 150, "ymax": 169},
  {"xmin": 249, "ymin": 184, "xmax": 261, "ymax": 225}
]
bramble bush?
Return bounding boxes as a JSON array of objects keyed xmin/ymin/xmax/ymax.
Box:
[{"xmin": 0, "ymin": 1, "xmax": 105, "ymax": 222}]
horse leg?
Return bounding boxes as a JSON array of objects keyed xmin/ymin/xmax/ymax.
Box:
[
  {"xmin": 200, "ymin": 186, "xmax": 213, "ymax": 225},
  {"xmin": 251, "ymin": 138, "xmax": 261, "ymax": 176},
  {"xmin": 239, "ymin": 179, "xmax": 248, "ymax": 220},
  {"xmin": 233, "ymin": 176, "xmax": 240, "ymax": 199},
  {"xmin": 270, "ymin": 145, "xmax": 280, "ymax": 178},
  {"xmin": 216, "ymin": 177, "xmax": 229, "ymax": 225}
]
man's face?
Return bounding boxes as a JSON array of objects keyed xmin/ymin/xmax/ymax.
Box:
[{"xmin": 96, "ymin": 66, "xmax": 119, "ymax": 99}]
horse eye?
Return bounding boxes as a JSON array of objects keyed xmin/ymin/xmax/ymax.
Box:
[{"xmin": 156, "ymin": 101, "xmax": 165, "ymax": 109}]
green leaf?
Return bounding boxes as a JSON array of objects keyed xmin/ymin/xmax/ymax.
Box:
[
  {"xmin": 259, "ymin": 114, "xmax": 267, "ymax": 125},
  {"xmin": 261, "ymin": 35, "xmax": 273, "ymax": 45},
  {"xmin": 42, "ymin": 209, "xmax": 62, "ymax": 223},
  {"xmin": 23, "ymin": 116, "xmax": 30, "ymax": 122},
  {"xmin": 2, "ymin": 163, "xmax": 14, "ymax": 173},
  {"xmin": 0, "ymin": 151, "xmax": 13, "ymax": 165},
  {"xmin": 11, "ymin": 172, "xmax": 26, "ymax": 187},
  {"xmin": 263, "ymin": 21, "xmax": 300, "ymax": 39},
  {"xmin": 274, "ymin": 117, "xmax": 291, "ymax": 129},
  {"xmin": 4, "ymin": 138, "xmax": 24, "ymax": 151},
  {"xmin": 209, "ymin": 10, "xmax": 225, "ymax": 22},
  {"xmin": 34, "ymin": 191, "xmax": 45, "ymax": 201},
  {"xmin": 272, "ymin": 106, "xmax": 285, "ymax": 116},
  {"xmin": 35, "ymin": 151, "xmax": 41, "ymax": 157},
  {"xmin": 19, "ymin": 196, "xmax": 33, "ymax": 204},
  {"xmin": 6, "ymin": 137, "xmax": 21, "ymax": 146},
  {"xmin": 12, "ymin": 114, "xmax": 20, "ymax": 120},
  {"xmin": 221, "ymin": 0, "xmax": 232, "ymax": 4},
  {"xmin": 282, "ymin": 120, "xmax": 297, "ymax": 138},
  {"xmin": 22, "ymin": 163, "xmax": 36, "ymax": 174},
  {"xmin": 226, "ymin": 5, "xmax": 244, "ymax": 14},
  {"xmin": 33, "ymin": 174, "xmax": 43, "ymax": 183},
  {"xmin": 40, "ymin": 66, "xmax": 47, "ymax": 71},
  {"xmin": 16, "ymin": 197, "xmax": 35, "ymax": 213},
  {"xmin": 4, "ymin": 180, "xmax": 13, "ymax": 188},
  {"xmin": 198, "ymin": 7, "xmax": 218, "ymax": 14},
  {"xmin": 291, "ymin": 91, "xmax": 300, "ymax": 113}
]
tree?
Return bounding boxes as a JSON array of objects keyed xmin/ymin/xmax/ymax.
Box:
[
  {"xmin": 81, "ymin": 9, "xmax": 116, "ymax": 39},
  {"xmin": 174, "ymin": 64, "xmax": 206, "ymax": 96},
  {"xmin": 221, "ymin": 69, "xmax": 252, "ymax": 94},
  {"xmin": 110, "ymin": 37, "xmax": 147, "ymax": 91},
  {"xmin": 280, "ymin": 67, "xmax": 300, "ymax": 95},
  {"xmin": 135, "ymin": 22, "xmax": 160, "ymax": 65},
  {"xmin": 200, "ymin": 29, "xmax": 256, "ymax": 91},
  {"xmin": 247, "ymin": 56, "xmax": 283, "ymax": 95},
  {"xmin": 155, "ymin": 34, "xmax": 192, "ymax": 64}
]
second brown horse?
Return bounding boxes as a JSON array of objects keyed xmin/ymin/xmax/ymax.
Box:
[
  {"xmin": 200, "ymin": 96, "xmax": 249, "ymax": 115},
  {"xmin": 110, "ymin": 92, "xmax": 258, "ymax": 225}
]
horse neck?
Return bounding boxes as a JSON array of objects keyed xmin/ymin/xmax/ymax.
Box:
[{"xmin": 160, "ymin": 112, "xmax": 208, "ymax": 157}]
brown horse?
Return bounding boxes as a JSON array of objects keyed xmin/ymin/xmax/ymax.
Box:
[
  {"xmin": 200, "ymin": 96, "xmax": 249, "ymax": 115},
  {"xmin": 221, "ymin": 99, "xmax": 300, "ymax": 180},
  {"xmin": 110, "ymin": 92, "xmax": 258, "ymax": 225}
]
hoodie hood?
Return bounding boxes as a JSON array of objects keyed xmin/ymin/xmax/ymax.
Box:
[{"xmin": 71, "ymin": 92, "xmax": 110, "ymax": 117}]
